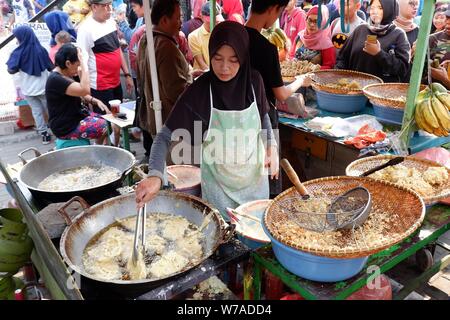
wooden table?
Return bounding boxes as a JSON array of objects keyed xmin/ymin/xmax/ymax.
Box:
[{"xmin": 102, "ymin": 101, "xmax": 135, "ymax": 152}]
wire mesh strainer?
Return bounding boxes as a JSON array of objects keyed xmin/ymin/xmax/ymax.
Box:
[{"xmin": 280, "ymin": 159, "xmax": 371, "ymax": 232}]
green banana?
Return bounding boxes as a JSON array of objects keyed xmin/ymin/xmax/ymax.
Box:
[
  {"xmin": 436, "ymin": 92, "xmax": 450, "ymax": 111},
  {"xmin": 431, "ymin": 95, "xmax": 450, "ymax": 132},
  {"xmin": 431, "ymin": 82, "xmax": 448, "ymax": 94}
]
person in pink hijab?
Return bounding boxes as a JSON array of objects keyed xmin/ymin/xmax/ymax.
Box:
[{"xmin": 293, "ymin": 5, "xmax": 336, "ymax": 69}]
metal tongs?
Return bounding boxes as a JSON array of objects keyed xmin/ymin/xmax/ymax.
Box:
[{"xmin": 131, "ymin": 203, "xmax": 147, "ymax": 265}]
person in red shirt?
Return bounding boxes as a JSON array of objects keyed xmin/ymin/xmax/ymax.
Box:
[
  {"xmin": 281, "ymin": 0, "xmax": 306, "ymax": 58},
  {"xmin": 293, "ymin": 5, "xmax": 336, "ymax": 69},
  {"xmin": 220, "ymin": 0, "xmax": 245, "ymax": 24}
]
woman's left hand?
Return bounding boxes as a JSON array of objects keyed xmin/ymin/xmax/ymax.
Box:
[
  {"xmin": 265, "ymin": 144, "xmax": 279, "ymax": 180},
  {"xmin": 363, "ymin": 40, "xmax": 381, "ymax": 56}
]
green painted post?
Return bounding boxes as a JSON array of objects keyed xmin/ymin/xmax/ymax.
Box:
[
  {"xmin": 210, "ymin": 0, "xmax": 216, "ymax": 32},
  {"xmin": 401, "ymin": 0, "xmax": 435, "ymax": 148}
]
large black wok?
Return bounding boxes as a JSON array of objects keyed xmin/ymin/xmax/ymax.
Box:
[
  {"xmin": 57, "ymin": 191, "xmax": 235, "ymax": 297},
  {"xmin": 17, "ymin": 146, "xmax": 136, "ymax": 204}
]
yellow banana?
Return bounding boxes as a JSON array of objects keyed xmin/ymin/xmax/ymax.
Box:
[
  {"xmin": 417, "ymin": 86, "xmax": 431, "ymax": 100},
  {"xmin": 274, "ymin": 28, "xmax": 288, "ymax": 43},
  {"xmin": 431, "ymin": 95, "xmax": 450, "ymax": 132},
  {"xmin": 421, "ymin": 97, "xmax": 440, "ymax": 129},
  {"xmin": 271, "ymin": 32, "xmax": 284, "ymax": 49},
  {"xmin": 415, "ymin": 99, "xmax": 434, "ymax": 133},
  {"xmin": 436, "ymin": 92, "xmax": 450, "ymax": 111}
]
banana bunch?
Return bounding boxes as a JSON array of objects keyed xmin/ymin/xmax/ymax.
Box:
[
  {"xmin": 414, "ymin": 83, "xmax": 450, "ymax": 137},
  {"xmin": 261, "ymin": 27, "xmax": 288, "ymax": 50}
]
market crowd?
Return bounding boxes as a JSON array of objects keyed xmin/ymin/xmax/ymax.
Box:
[{"xmin": 1, "ymin": 0, "xmax": 450, "ymax": 213}]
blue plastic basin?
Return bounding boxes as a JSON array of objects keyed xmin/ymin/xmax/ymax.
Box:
[
  {"xmin": 316, "ymin": 90, "xmax": 368, "ymax": 114},
  {"xmin": 263, "ymin": 223, "xmax": 368, "ymax": 282},
  {"xmin": 372, "ymin": 104, "xmax": 404, "ymax": 126}
]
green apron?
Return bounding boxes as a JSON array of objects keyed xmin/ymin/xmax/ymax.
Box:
[{"xmin": 201, "ymin": 86, "xmax": 269, "ymax": 219}]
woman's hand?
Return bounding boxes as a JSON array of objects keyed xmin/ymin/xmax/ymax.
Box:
[
  {"xmin": 95, "ymin": 99, "xmax": 111, "ymax": 114},
  {"xmin": 363, "ymin": 40, "xmax": 381, "ymax": 56},
  {"xmin": 295, "ymin": 74, "xmax": 312, "ymax": 87},
  {"xmin": 135, "ymin": 176, "xmax": 162, "ymax": 208},
  {"xmin": 265, "ymin": 144, "xmax": 279, "ymax": 180}
]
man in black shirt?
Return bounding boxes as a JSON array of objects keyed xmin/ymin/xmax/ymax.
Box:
[
  {"xmin": 245, "ymin": 0, "xmax": 310, "ymax": 129},
  {"xmin": 245, "ymin": 0, "xmax": 311, "ymax": 196}
]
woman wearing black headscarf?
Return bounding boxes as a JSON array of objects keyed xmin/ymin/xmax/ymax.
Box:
[
  {"xmin": 135, "ymin": 21, "xmax": 279, "ymax": 218},
  {"xmin": 335, "ymin": 0, "xmax": 411, "ymax": 82}
]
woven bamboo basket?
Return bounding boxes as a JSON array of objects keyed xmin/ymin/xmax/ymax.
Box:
[
  {"xmin": 264, "ymin": 176, "xmax": 425, "ymax": 259},
  {"xmin": 363, "ymin": 83, "xmax": 427, "ymax": 109},
  {"xmin": 346, "ymin": 155, "xmax": 450, "ymax": 205},
  {"xmin": 309, "ymin": 69, "xmax": 383, "ymax": 95}
]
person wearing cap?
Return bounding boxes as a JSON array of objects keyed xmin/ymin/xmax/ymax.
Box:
[
  {"xmin": 76, "ymin": 0, "xmax": 133, "ymax": 146},
  {"xmin": 429, "ymin": 5, "xmax": 450, "ymax": 89},
  {"xmin": 188, "ymin": 1, "xmax": 224, "ymax": 71}
]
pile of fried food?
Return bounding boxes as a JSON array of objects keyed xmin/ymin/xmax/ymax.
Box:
[
  {"xmin": 333, "ymin": 78, "xmax": 362, "ymax": 90},
  {"xmin": 270, "ymin": 201, "xmax": 399, "ymax": 252},
  {"xmin": 281, "ymin": 60, "xmax": 321, "ymax": 78},
  {"xmin": 82, "ymin": 213, "xmax": 205, "ymax": 281},
  {"xmin": 369, "ymin": 164, "xmax": 448, "ymax": 197}
]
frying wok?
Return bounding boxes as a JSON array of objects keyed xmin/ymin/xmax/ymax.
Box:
[
  {"xmin": 57, "ymin": 191, "xmax": 235, "ymax": 297},
  {"xmin": 17, "ymin": 146, "xmax": 136, "ymax": 204}
]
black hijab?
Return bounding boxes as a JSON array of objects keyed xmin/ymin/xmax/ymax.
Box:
[
  {"xmin": 369, "ymin": 0, "xmax": 399, "ymax": 35},
  {"xmin": 208, "ymin": 21, "xmax": 254, "ymax": 110}
]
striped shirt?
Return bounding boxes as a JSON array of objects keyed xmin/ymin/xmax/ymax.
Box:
[{"xmin": 77, "ymin": 16, "xmax": 122, "ymax": 90}]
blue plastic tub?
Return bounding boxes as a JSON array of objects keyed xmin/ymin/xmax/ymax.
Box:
[
  {"xmin": 263, "ymin": 223, "xmax": 368, "ymax": 282},
  {"xmin": 316, "ymin": 90, "xmax": 368, "ymax": 114},
  {"xmin": 372, "ymin": 103, "xmax": 404, "ymax": 126}
]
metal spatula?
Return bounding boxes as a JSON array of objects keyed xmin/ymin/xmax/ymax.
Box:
[{"xmin": 131, "ymin": 203, "xmax": 146, "ymax": 265}]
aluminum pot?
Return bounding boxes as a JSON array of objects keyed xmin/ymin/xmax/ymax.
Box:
[
  {"xmin": 58, "ymin": 191, "xmax": 235, "ymax": 297},
  {"xmin": 17, "ymin": 146, "xmax": 136, "ymax": 204}
]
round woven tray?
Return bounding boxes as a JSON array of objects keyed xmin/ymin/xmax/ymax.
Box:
[
  {"xmin": 346, "ymin": 155, "xmax": 450, "ymax": 205},
  {"xmin": 309, "ymin": 69, "xmax": 383, "ymax": 95},
  {"xmin": 264, "ymin": 176, "xmax": 425, "ymax": 259},
  {"xmin": 363, "ymin": 83, "xmax": 427, "ymax": 109}
]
